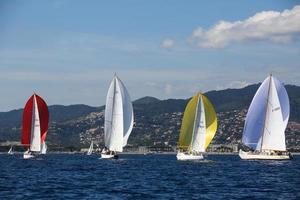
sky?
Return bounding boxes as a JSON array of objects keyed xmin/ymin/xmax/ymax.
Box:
[{"xmin": 0, "ymin": 0, "xmax": 300, "ymax": 111}]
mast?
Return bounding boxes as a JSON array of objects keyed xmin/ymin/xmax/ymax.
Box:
[{"xmin": 260, "ymin": 75, "xmax": 272, "ymax": 151}]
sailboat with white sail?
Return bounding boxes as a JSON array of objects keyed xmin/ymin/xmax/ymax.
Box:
[
  {"xmin": 8, "ymin": 146, "xmax": 13, "ymax": 155},
  {"xmin": 177, "ymin": 93, "xmax": 217, "ymax": 161},
  {"xmin": 101, "ymin": 74, "xmax": 134, "ymax": 159},
  {"xmin": 239, "ymin": 75, "xmax": 292, "ymax": 160},
  {"xmin": 87, "ymin": 141, "xmax": 93, "ymax": 155},
  {"xmin": 22, "ymin": 94, "xmax": 49, "ymax": 159}
]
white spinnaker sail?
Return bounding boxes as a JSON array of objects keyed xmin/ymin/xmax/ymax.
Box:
[
  {"xmin": 242, "ymin": 75, "xmax": 289, "ymax": 151},
  {"xmin": 117, "ymin": 78, "xmax": 134, "ymax": 147},
  {"xmin": 41, "ymin": 141, "xmax": 47, "ymax": 154},
  {"xmin": 30, "ymin": 95, "xmax": 41, "ymax": 152},
  {"xmin": 191, "ymin": 95, "xmax": 206, "ymax": 152},
  {"xmin": 261, "ymin": 77, "xmax": 287, "ymax": 151}
]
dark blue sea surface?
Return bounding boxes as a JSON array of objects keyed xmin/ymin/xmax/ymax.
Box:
[{"xmin": 0, "ymin": 153, "xmax": 299, "ymax": 199}]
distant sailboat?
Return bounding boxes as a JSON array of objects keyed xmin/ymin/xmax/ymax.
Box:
[
  {"xmin": 101, "ymin": 74, "xmax": 134, "ymax": 159},
  {"xmin": 8, "ymin": 146, "xmax": 13, "ymax": 155},
  {"xmin": 87, "ymin": 141, "xmax": 93, "ymax": 155},
  {"xmin": 22, "ymin": 94, "xmax": 49, "ymax": 159},
  {"xmin": 177, "ymin": 93, "xmax": 217, "ymax": 161},
  {"xmin": 239, "ymin": 75, "xmax": 292, "ymax": 160},
  {"xmin": 41, "ymin": 141, "xmax": 47, "ymax": 154}
]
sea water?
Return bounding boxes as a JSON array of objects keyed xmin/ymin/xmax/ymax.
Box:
[{"xmin": 0, "ymin": 154, "xmax": 299, "ymax": 199}]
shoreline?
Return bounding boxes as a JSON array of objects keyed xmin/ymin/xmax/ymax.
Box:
[{"xmin": 2, "ymin": 152, "xmax": 300, "ymax": 155}]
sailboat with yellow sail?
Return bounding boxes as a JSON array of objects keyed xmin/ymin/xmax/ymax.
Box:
[{"xmin": 177, "ymin": 93, "xmax": 217, "ymax": 161}]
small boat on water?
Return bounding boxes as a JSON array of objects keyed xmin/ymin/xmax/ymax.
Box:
[
  {"xmin": 41, "ymin": 141, "xmax": 47, "ymax": 154},
  {"xmin": 8, "ymin": 146, "xmax": 13, "ymax": 155},
  {"xmin": 101, "ymin": 74, "xmax": 134, "ymax": 159},
  {"xmin": 177, "ymin": 92, "xmax": 217, "ymax": 161},
  {"xmin": 87, "ymin": 141, "xmax": 93, "ymax": 155},
  {"xmin": 22, "ymin": 94, "xmax": 49, "ymax": 159},
  {"xmin": 239, "ymin": 75, "xmax": 292, "ymax": 160}
]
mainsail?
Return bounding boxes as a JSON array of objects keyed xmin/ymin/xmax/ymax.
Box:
[
  {"xmin": 22, "ymin": 94, "xmax": 49, "ymax": 152},
  {"xmin": 179, "ymin": 93, "xmax": 217, "ymax": 152},
  {"xmin": 104, "ymin": 75, "xmax": 134, "ymax": 152},
  {"xmin": 242, "ymin": 75, "xmax": 289, "ymax": 151}
]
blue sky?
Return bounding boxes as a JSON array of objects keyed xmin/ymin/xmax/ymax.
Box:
[{"xmin": 0, "ymin": 0, "xmax": 300, "ymax": 111}]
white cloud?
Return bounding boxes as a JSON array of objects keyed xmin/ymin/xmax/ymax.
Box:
[
  {"xmin": 191, "ymin": 5, "xmax": 300, "ymax": 48},
  {"xmin": 216, "ymin": 81, "xmax": 249, "ymax": 90},
  {"xmin": 161, "ymin": 38, "xmax": 174, "ymax": 49},
  {"xmin": 164, "ymin": 83, "xmax": 173, "ymax": 95}
]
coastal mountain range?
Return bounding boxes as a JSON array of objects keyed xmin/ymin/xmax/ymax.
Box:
[{"xmin": 0, "ymin": 83, "xmax": 300, "ymax": 149}]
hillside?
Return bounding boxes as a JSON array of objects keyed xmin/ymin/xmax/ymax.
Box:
[{"xmin": 0, "ymin": 84, "xmax": 300, "ymax": 149}]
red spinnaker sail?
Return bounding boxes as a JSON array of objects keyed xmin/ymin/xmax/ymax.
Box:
[{"xmin": 21, "ymin": 94, "xmax": 49, "ymax": 146}]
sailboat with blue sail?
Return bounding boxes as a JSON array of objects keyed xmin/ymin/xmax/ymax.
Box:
[{"xmin": 239, "ymin": 75, "xmax": 292, "ymax": 160}]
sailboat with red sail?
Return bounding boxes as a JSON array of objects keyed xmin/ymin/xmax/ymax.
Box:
[{"xmin": 22, "ymin": 94, "xmax": 49, "ymax": 159}]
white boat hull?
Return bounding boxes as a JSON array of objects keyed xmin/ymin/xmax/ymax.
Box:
[
  {"xmin": 100, "ymin": 153, "xmax": 118, "ymax": 159},
  {"xmin": 176, "ymin": 152, "xmax": 204, "ymax": 161},
  {"xmin": 239, "ymin": 150, "xmax": 291, "ymax": 160},
  {"xmin": 23, "ymin": 152, "xmax": 35, "ymax": 159}
]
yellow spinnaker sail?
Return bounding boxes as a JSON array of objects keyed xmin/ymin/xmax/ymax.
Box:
[{"xmin": 178, "ymin": 93, "xmax": 217, "ymax": 150}]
